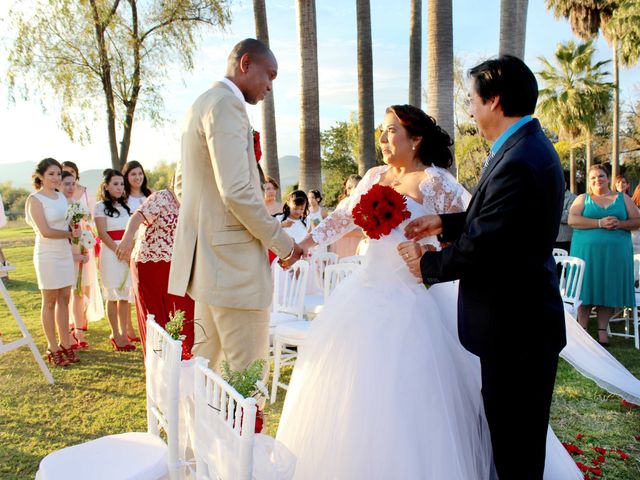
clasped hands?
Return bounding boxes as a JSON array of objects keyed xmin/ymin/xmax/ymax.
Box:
[
  {"xmin": 278, "ymin": 242, "xmax": 306, "ymax": 269},
  {"xmin": 398, "ymin": 214, "xmax": 443, "ymax": 280},
  {"xmin": 599, "ymin": 216, "xmax": 619, "ymax": 230}
]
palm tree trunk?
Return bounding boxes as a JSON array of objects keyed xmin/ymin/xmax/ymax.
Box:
[
  {"xmin": 499, "ymin": 0, "xmax": 528, "ymax": 59},
  {"xmin": 408, "ymin": 0, "xmax": 422, "ymax": 107},
  {"xmin": 427, "ymin": 0, "xmax": 454, "ymax": 173},
  {"xmin": 253, "ymin": 0, "xmax": 281, "ymax": 198},
  {"xmin": 611, "ymin": 38, "xmax": 620, "ymax": 189},
  {"xmin": 296, "ymin": 0, "xmax": 321, "ymax": 191},
  {"xmin": 570, "ymin": 143, "xmax": 576, "ymax": 194},
  {"xmin": 356, "ymin": 0, "xmax": 376, "ymax": 175},
  {"xmin": 585, "ymin": 130, "xmax": 593, "ymax": 176}
]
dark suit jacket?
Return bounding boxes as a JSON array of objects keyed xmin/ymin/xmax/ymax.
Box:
[{"xmin": 421, "ymin": 119, "xmax": 567, "ymax": 357}]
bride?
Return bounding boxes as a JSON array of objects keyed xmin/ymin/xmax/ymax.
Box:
[{"xmin": 275, "ymin": 105, "xmax": 582, "ymax": 479}]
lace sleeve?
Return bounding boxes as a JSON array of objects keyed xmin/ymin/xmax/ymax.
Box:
[
  {"xmin": 419, "ymin": 166, "xmax": 470, "ymax": 215},
  {"xmin": 311, "ymin": 165, "xmax": 387, "ymax": 246}
]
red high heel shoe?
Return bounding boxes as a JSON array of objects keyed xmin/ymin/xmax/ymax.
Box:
[
  {"xmin": 127, "ymin": 335, "xmax": 141, "ymax": 343},
  {"xmin": 46, "ymin": 348, "xmax": 69, "ymax": 367},
  {"xmin": 110, "ymin": 336, "xmax": 136, "ymax": 352},
  {"xmin": 59, "ymin": 344, "xmax": 80, "ymax": 363},
  {"xmin": 71, "ymin": 329, "xmax": 89, "ymax": 349}
]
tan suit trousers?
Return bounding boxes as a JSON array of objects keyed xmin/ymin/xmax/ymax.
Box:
[{"xmin": 193, "ymin": 301, "xmax": 270, "ymax": 384}]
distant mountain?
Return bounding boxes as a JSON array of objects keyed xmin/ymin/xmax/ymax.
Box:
[
  {"xmin": 277, "ymin": 155, "xmax": 300, "ymax": 191},
  {"xmin": 1, "ymin": 161, "xmax": 36, "ymax": 189}
]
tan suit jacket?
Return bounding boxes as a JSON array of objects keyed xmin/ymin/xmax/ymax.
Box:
[{"xmin": 169, "ymin": 81, "xmax": 293, "ymax": 310}]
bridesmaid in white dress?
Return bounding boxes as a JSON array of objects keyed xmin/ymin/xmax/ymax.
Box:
[
  {"xmin": 122, "ymin": 160, "xmax": 152, "ymax": 341},
  {"xmin": 94, "ymin": 169, "xmax": 135, "ymax": 351},
  {"xmin": 25, "ymin": 158, "xmax": 80, "ymax": 367},
  {"xmin": 61, "ymin": 161, "xmax": 104, "ymax": 348}
]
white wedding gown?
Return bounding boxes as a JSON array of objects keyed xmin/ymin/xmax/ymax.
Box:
[{"xmin": 275, "ymin": 165, "xmax": 583, "ymax": 479}]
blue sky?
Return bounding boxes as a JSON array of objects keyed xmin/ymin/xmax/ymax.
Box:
[{"xmin": 0, "ymin": 0, "xmax": 638, "ymax": 173}]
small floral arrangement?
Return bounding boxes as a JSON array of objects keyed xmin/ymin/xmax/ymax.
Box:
[
  {"xmin": 252, "ymin": 129, "xmax": 262, "ymax": 162},
  {"xmin": 65, "ymin": 202, "xmax": 90, "ymax": 244},
  {"xmin": 74, "ymin": 231, "xmax": 97, "ymax": 296},
  {"xmin": 165, "ymin": 309, "xmax": 193, "ymax": 360},
  {"xmin": 352, "ymin": 184, "xmax": 411, "ymax": 239},
  {"xmin": 221, "ymin": 358, "xmax": 269, "ymax": 433}
]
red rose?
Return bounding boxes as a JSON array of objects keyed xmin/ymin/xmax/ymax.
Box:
[
  {"xmin": 253, "ymin": 130, "xmax": 262, "ymax": 162},
  {"xmin": 352, "ymin": 184, "xmax": 411, "ymax": 239}
]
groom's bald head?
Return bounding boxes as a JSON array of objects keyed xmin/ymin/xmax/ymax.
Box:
[
  {"xmin": 225, "ymin": 38, "xmax": 277, "ymax": 105},
  {"xmin": 226, "ymin": 38, "xmax": 275, "ymax": 73}
]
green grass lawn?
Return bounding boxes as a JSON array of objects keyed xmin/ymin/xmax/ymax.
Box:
[{"xmin": 1, "ymin": 224, "xmax": 639, "ymax": 479}]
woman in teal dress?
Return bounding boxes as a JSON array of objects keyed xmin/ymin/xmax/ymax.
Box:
[{"xmin": 569, "ymin": 164, "xmax": 640, "ymax": 346}]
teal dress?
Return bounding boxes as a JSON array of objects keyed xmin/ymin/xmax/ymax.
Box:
[{"xmin": 570, "ymin": 192, "xmax": 635, "ymax": 307}]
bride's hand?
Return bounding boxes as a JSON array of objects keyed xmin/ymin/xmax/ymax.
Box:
[
  {"xmin": 397, "ymin": 241, "xmax": 423, "ymax": 280},
  {"xmin": 404, "ymin": 215, "xmax": 442, "ymax": 241}
]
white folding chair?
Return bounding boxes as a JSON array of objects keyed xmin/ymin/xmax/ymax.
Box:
[
  {"xmin": 37, "ymin": 316, "xmax": 183, "ymax": 480},
  {"xmin": 270, "ymin": 262, "xmax": 360, "ymax": 404},
  {"xmin": 193, "ymin": 357, "xmax": 256, "ymax": 480},
  {"xmin": 608, "ymin": 254, "xmax": 640, "ymax": 349},
  {"xmin": 554, "ymin": 255, "xmax": 585, "ymax": 317},
  {"xmin": 270, "ymin": 260, "xmax": 310, "ymax": 337},
  {"xmin": 304, "ymin": 251, "xmax": 338, "ymax": 317},
  {"xmin": 338, "ymin": 254, "xmax": 364, "ymax": 266},
  {"xmin": 324, "ymin": 262, "xmax": 360, "ymax": 298},
  {"xmin": 552, "ymin": 248, "xmax": 568, "ymax": 257}
]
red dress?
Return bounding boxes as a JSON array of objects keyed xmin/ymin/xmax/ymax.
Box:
[{"xmin": 130, "ymin": 190, "xmax": 194, "ymax": 358}]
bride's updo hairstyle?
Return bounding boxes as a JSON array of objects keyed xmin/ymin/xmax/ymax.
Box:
[{"xmin": 386, "ymin": 105, "xmax": 453, "ymax": 169}]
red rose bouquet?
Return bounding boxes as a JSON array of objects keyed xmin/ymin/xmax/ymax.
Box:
[
  {"xmin": 253, "ymin": 129, "xmax": 262, "ymax": 162},
  {"xmin": 352, "ymin": 184, "xmax": 411, "ymax": 239}
]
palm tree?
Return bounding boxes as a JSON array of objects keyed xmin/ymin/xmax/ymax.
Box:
[
  {"xmin": 537, "ymin": 40, "xmax": 612, "ymax": 193},
  {"xmin": 499, "ymin": 0, "xmax": 529, "ymax": 59},
  {"xmin": 296, "ymin": 0, "xmax": 322, "ymax": 191},
  {"xmin": 356, "ymin": 0, "xmax": 377, "ymax": 175},
  {"xmin": 408, "ymin": 0, "xmax": 422, "ymax": 106},
  {"xmin": 426, "ymin": 0, "xmax": 454, "ymax": 173},
  {"xmin": 544, "ymin": 0, "xmax": 640, "ymax": 187},
  {"xmin": 253, "ymin": 0, "xmax": 281, "ymax": 197}
]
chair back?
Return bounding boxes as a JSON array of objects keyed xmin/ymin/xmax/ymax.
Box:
[
  {"xmin": 309, "ymin": 251, "xmax": 338, "ymax": 292},
  {"xmin": 554, "ymin": 256, "xmax": 585, "ymax": 315},
  {"xmin": 193, "ymin": 357, "xmax": 256, "ymax": 480},
  {"xmin": 145, "ymin": 315, "xmax": 183, "ymax": 478},
  {"xmin": 552, "ymin": 248, "xmax": 568, "ymax": 257},
  {"xmin": 339, "ymin": 255, "xmax": 364, "ymax": 265},
  {"xmin": 273, "ymin": 260, "xmax": 309, "ymax": 318},
  {"xmin": 324, "ymin": 263, "xmax": 360, "ymax": 298},
  {"xmin": 634, "ymin": 254, "xmax": 640, "ymax": 292}
]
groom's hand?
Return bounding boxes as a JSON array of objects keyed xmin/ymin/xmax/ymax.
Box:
[
  {"xmin": 397, "ymin": 241, "xmax": 424, "ymax": 280},
  {"xmin": 404, "ymin": 215, "xmax": 443, "ymax": 242},
  {"xmin": 278, "ymin": 242, "xmax": 305, "ymax": 269}
]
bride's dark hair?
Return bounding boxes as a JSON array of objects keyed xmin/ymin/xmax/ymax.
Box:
[{"xmin": 386, "ymin": 105, "xmax": 453, "ymax": 169}]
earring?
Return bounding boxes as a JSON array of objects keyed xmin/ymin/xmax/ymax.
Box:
[{"xmin": 412, "ymin": 145, "xmax": 416, "ymax": 151}]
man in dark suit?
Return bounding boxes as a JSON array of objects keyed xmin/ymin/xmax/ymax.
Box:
[{"xmin": 400, "ymin": 56, "xmax": 566, "ymax": 479}]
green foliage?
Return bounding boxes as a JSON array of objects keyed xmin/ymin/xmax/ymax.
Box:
[
  {"xmin": 165, "ymin": 309, "xmax": 186, "ymax": 341},
  {"xmin": 320, "ymin": 119, "xmax": 359, "ymax": 207},
  {"xmin": 220, "ymin": 359, "xmax": 266, "ymax": 399},
  {"xmin": 146, "ymin": 161, "xmax": 176, "ymax": 191},
  {"xmin": 454, "ymin": 126, "xmax": 490, "ymax": 191},
  {"xmin": 6, "ymin": 1, "xmax": 231, "ymax": 169},
  {"xmin": 0, "ymin": 182, "xmax": 30, "ymax": 220}
]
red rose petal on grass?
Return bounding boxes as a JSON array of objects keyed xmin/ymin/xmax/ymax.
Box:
[
  {"xmin": 613, "ymin": 449, "xmax": 630, "ymax": 460},
  {"xmin": 588, "ymin": 467, "xmax": 602, "ymax": 476},
  {"xmin": 576, "ymin": 433, "xmax": 584, "ymax": 439},
  {"xmin": 576, "ymin": 461, "xmax": 589, "ymax": 472},
  {"xmin": 597, "ymin": 455, "xmax": 605, "ymax": 463},
  {"xmin": 621, "ymin": 399, "xmax": 639, "ymax": 408},
  {"xmin": 583, "ymin": 475, "xmax": 592, "ymax": 480},
  {"xmin": 563, "ymin": 443, "xmax": 585, "ymax": 455},
  {"xmin": 592, "ymin": 447, "xmax": 607, "ymax": 455},
  {"xmin": 591, "ymin": 458, "xmax": 600, "ymax": 466},
  {"xmin": 635, "ymin": 435, "xmax": 640, "ymax": 442}
]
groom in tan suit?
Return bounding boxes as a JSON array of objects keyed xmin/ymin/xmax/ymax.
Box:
[{"xmin": 169, "ymin": 39, "xmax": 302, "ymax": 380}]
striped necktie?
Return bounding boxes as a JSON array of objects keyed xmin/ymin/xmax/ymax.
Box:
[{"xmin": 480, "ymin": 151, "xmax": 495, "ymax": 178}]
